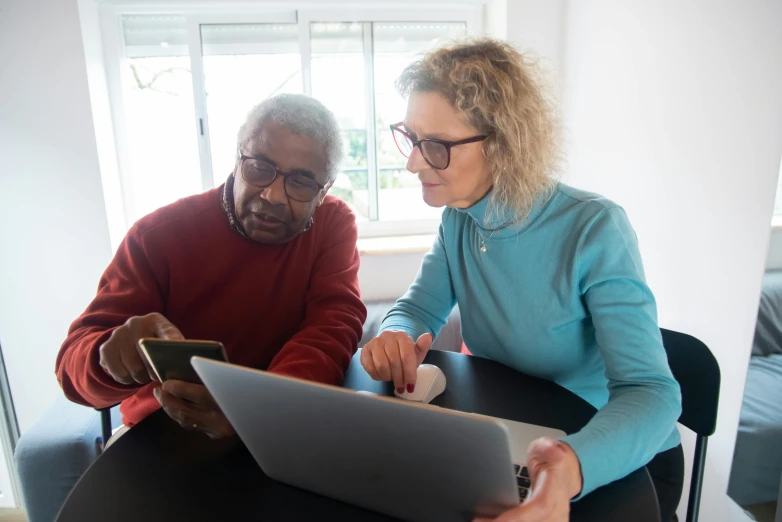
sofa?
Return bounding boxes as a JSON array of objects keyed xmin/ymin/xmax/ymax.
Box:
[
  {"xmin": 15, "ymin": 300, "xmax": 462, "ymax": 522},
  {"xmin": 728, "ymin": 270, "xmax": 782, "ymax": 507}
]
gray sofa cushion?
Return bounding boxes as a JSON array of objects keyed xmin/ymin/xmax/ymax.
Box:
[
  {"xmin": 15, "ymin": 396, "xmax": 121, "ymax": 522},
  {"xmin": 360, "ymin": 301, "xmax": 396, "ymax": 348},
  {"xmin": 728, "ymin": 354, "xmax": 782, "ymax": 505},
  {"xmin": 753, "ymin": 270, "xmax": 782, "ymax": 356},
  {"xmin": 361, "ymin": 300, "xmax": 462, "ymax": 352}
]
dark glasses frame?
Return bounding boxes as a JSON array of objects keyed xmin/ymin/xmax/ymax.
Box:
[
  {"xmin": 239, "ymin": 154, "xmax": 326, "ymax": 203},
  {"xmin": 389, "ymin": 122, "xmax": 489, "ymax": 170}
]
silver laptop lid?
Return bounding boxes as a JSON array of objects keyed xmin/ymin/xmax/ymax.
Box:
[{"xmin": 192, "ymin": 357, "xmax": 520, "ymax": 522}]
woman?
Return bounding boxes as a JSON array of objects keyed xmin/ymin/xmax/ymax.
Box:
[{"xmin": 361, "ymin": 38, "xmax": 684, "ymax": 522}]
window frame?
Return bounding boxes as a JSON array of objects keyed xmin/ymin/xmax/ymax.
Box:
[{"xmin": 98, "ymin": 3, "xmax": 482, "ymax": 239}]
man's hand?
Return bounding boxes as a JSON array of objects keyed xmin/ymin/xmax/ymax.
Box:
[
  {"xmin": 473, "ymin": 438, "xmax": 583, "ymax": 522},
  {"xmin": 154, "ymin": 380, "xmax": 236, "ymax": 439},
  {"xmin": 360, "ymin": 331, "xmax": 434, "ymax": 394},
  {"xmin": 99, "ymin": 312, "xmax": 184, "ymax": 385}
]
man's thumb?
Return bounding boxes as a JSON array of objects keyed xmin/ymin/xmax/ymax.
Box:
[{"xmin": 415, "ymin": 333, "xmax": 434, "ymax": 354}]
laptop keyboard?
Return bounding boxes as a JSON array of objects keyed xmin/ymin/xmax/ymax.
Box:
[{"xmin": 514, "ymin": 464, "xmax": 531, "ymax": 503}]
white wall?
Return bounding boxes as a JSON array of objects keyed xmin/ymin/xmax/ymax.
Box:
[
  {"xmin": 561, "ymin": 1, "xmax": 782, "ymax": 521},
  {"xmin": 0, "ymin": 0, "xmax": 113, "ymax": 432},
  {"xmin": 485, "ymin": 0, "xmax": 566, "ymax": 95}
]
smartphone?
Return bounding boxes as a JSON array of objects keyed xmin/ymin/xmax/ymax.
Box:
[{"xmin": 138, "ymin": 339, "xmax": 228, "ymax": 384}]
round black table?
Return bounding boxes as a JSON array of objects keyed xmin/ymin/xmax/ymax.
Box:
[{"xmin": 57, "ymin": 350, "xmax": 660, "ymax": 522}]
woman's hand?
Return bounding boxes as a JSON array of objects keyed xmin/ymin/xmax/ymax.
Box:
[
  {"xmin": 474, "ymin": 438, "xmax": 583, "ymax": 522},
  {"xmin": 360, "ymin": 330, "xmax": 434, "ymax": 393}
]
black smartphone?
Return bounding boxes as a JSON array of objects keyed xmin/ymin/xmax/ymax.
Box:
[{"xmin": 138, "ymin": 339, "xmax": 228, "ymax": 384}]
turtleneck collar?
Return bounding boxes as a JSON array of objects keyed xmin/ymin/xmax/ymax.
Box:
[{"xmin": 454, "ymin": 185, "xmax": 556, "ymax": 240}]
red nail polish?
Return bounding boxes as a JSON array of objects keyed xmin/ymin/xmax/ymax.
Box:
[
  {"xmin": 397, "ymin": 387, "xmax": 404, "ymax": 394},
  {"xmin": 407, "ymin": 383, "xmax": 415, "ymax": 393}
]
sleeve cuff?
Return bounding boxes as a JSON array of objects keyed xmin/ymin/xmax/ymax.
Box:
[
  {"xmin": 377, "ymin": 317, "xmax": 431, "ymax": 342},
  {"xmin": 560, "ymin": 431, "xmax": 602, "ymax": 500}
]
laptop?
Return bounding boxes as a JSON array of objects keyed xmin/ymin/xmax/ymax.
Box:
[{"xmin": 191, "ymin": 357, "xmax": 566, "ymax": 522}]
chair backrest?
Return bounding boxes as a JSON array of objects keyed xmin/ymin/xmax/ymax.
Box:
[{"xmin": 659, "ymin": 329, "xmax": 720, "ymax": 437}]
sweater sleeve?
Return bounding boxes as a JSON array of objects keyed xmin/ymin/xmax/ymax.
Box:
[
  {"xmin": 266, "ymin": 208, "xmax": 366, "ymax": 385},
  {"xmin": 379, "ymin": 223, "xmax": 456, "ymax": 340},
  {"xmin": 561, "ymin": 206, "xmax": 682, "ymax": 498},
  {"xmin": 55, "ymin": 225, "xmax": 166, "ymax": 408}
]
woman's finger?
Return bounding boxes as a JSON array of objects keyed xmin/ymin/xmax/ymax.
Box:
[
  {"xmin": 400, "ymin": 339, "xmax": 419, "ymax": 390},
  {"xmin": 383, "ymin": 338, "xmax": 406, "ymax": 392},
  {"xmin": 371, "ymin": 342, "xmax": 392, "ymax": 381},
  {"xmin": 361, "ymin": 345, "xmax": 380, "ymax": 380}
]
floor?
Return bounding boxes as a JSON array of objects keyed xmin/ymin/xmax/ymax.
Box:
[
  {"xmin": 746, "ymin": 501, "xmax": 778, "ymax": 522},
  {"xmin": 0, "ymin": 509, "xmax": 26, "ymax": 522}
]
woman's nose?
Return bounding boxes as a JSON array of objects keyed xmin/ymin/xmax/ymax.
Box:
[{"xmin": 406, "ymin": 145, "xmax": 429, "ymax": 173}]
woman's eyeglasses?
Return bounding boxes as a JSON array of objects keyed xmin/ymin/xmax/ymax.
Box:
[
  {"xmin": 389, "ymin": 122, "xmax": 488, "ymax": 170},
  {"xmin": 239, "ymin": 155, "xmax": 325, "ymax": 203}
]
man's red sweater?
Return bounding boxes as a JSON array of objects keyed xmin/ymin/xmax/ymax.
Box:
[{"xmin": 56, "ymin": 188, "xmax": 366, "ymax": 426}]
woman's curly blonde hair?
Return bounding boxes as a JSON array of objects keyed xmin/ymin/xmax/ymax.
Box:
[{"xmin": 397, "ymin": 37, "xmax": 561, "ymax": 223}]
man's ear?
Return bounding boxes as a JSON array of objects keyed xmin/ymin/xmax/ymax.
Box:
[
  {"xmin": 317, "ymin": 180, "xmax": 334, "ymax": 206},
  {"xmin": 233, "ymin": 146, "xmax": 246, "ymax": 177}
]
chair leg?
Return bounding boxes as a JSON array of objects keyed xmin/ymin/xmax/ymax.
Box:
[
  {"xmin": 100, "ymin": 408, "xmax": 113, "ymax": 452},
  {"xmin": 686, "ymin": 435, "xmax": 708, "ymax": 522}
]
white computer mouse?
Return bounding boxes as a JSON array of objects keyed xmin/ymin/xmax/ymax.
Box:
[{"xmin": 394, "ymin": 364, "xmax": 446, "ymax": 403}]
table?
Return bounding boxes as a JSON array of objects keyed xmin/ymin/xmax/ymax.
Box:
[{"xmin": 57, "ymin": 350, "xmax": 661, "ymax": 522}]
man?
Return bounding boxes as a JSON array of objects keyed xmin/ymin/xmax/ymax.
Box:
[{"xmin": 56, "ymin": 94, "xmax": 367, "ymax": 439}]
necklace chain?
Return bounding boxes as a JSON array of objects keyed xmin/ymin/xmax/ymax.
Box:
[{"xmin": 479, "ymin": 219, "xmax": 515, "ymax": 253}]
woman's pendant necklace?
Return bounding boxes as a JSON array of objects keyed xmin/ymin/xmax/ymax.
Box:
[
  {"xmin": 478, "ymin": 190, "xmax": 551, "ymax": 254},
  {"xmin": 479, "ymin": 219, "xmax": 513, "ymax": 253}
]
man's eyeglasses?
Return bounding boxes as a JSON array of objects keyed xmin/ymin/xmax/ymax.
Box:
[
  {"xmin": 239, "ymin": 155, "xmax": 326, "ymax": 203},
  {"xmin": 389, "ymin": 122, "xmax": 488, "ymax": 170}
]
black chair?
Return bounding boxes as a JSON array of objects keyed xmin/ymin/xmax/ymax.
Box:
[
  {"xmin": 659, "ymin": 329, "xmax": 721, "ymax": 522},
  {"xmin": 96, "ymin": 406, "xmax": 117, "ymax": 453}
]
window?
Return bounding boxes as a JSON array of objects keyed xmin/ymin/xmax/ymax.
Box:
[
  {"xmin": 120, "ymin": 15, "xmax": 201, "ymax": 222},
  {"xmin": 309, "ymin": 21, "xmax": 466, "ymax": 224},
  {"xmin": 102, "ymin": 7, "xmax": 479, "ymax": 237},
  {"xmin": 310, "ymin": 23, "xmax": 369, "ymax": 220},
  {"xmin": 201, "ymin": 22, "xmax": 303, "ymax": 183},
  {"xmin": 372, "ymin": 22, "xmax": 466, "ymax": 222}
]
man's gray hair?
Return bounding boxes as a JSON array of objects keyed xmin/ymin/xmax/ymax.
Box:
[{"xmin": 236, "ymin": 93, "xmax": 344, "ymax": 181}]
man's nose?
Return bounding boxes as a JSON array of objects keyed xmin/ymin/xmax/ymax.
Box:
[
  {"xmin": 259, "ymin": 174, "xmax": 287, "ymax": 205},
  {"xmin": 406, "ymin": 145, "xmax": 429, "ymax": 173}
]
